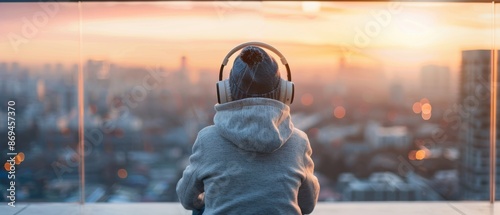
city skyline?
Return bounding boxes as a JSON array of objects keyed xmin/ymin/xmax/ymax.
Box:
[
  {"xmin": 0, "ymin": 54, "xmax": 462, "ymax": 202},
  {"xmin": 1, "ymin": 0, "xmax": 500, "ymax": 206}
]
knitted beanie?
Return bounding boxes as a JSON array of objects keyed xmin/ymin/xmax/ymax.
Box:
[{"xmin": 229, "ymin": 46, "xmax": 281, "ymax": 101}]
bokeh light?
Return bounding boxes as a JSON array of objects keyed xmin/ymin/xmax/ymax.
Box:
[
  {"xmin": 14, "ymin": 153, "xmax": 24, "ymax": 165},
  {"xmin": 118, "ymin": 168, "xmax": 128, "ymax": 179},
  {"xmin": 301, "ymin": 93, "xmax": 314, "ymax": 106},
  {"xmin": 422, "ymin": 112, "xmax": 431, "ymax": 120},
  {"xmin": 421, "ymin": 103, "xmax": 432, "ymax": 114},
  {"xmin": 14, "ymin": 152, "xmax": 26, "ymax": 165},
  {"xmin": 17, "ymin": 152, "xmax": 25, "ymax": 162},
  {"xmin": 333, "ymin": 106, "xmax": 346, "ymax": 119},
  {"xmin": 412, "ymin": 102, "xmax": 422, "ymax": 114},
  {"xmin": 4, "ymin": 162, "xmax": 11, "ymax": 171},
  {"xmin": 415, "ymin": 150, "xmax": 426, "ymax": 160}
]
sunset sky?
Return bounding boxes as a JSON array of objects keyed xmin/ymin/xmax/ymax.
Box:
[{"xmin": 0, "ymin": 1, "xmax": 498, "ymax": 82}]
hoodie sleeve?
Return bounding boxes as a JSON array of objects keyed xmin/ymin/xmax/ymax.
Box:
[
  {"xmin": 298, "ymin": 140, "xmax": 320, "ymax": 215},
  {"xmin": 176, "ymin": 131, "xmax": 206, "ymax": 210}
]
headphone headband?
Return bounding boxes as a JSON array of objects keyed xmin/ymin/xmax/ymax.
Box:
[{"xmin": 219, "ymin": 41, "xmax": 291, "ymax": 82}]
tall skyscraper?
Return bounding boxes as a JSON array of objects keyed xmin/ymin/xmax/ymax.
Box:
[
  {"xmin": 420, "ymin": 64, "xmax": 451, "ymax": 104},
  {"xmin": 178, "ymin": 55, "xmax": 190, "ymax": 84},
  {"xmin": 459, "ymin": 50, "xmax": 499, "ymax": 200},
  {"xmin": 389, "ymin": 78, "xmax": 404, "ymax": 106},
  {"xmin": 173, "ymin": 56, "xmax": 191, "ymax": 95}
]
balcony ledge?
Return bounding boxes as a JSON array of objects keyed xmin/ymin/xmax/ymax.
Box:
[{"xmin": 1, "ymin": 202, "xmax": 497, "ymax": 215}]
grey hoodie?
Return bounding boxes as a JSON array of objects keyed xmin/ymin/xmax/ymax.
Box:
[{"xmin": 176, "ymin": 98, "xmax": 320, "ymax": 215}]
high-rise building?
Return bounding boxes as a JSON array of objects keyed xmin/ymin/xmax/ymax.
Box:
[
  {"xmin": 389, "ymin": 78, "xmax": 404, "ymax": 106},
  {"xmin": 459, "ymin": 50, "xmax": 499, "ymax": 200},
  {"xmin": 177, "ymin": 56, "xmax": 190, "ymax": 84},
  {"xmin": 0, "ymin": 62, "xmax": 7, "ymax": 92},
  {"xmin": 420, "ymin": 64, "xmax": 451, "ymax": 104}
]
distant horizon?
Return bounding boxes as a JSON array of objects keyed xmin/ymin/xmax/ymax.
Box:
[{"xmin": 1, "ymin": 1, "xmax": 498, "ymax": 91}]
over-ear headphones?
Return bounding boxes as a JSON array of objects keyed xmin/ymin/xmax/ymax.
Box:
[{"xmin": 216, "ymin": 41, "xmax": 295, "ymax": 105}]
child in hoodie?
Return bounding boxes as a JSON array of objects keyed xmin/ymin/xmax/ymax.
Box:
[{"xmin": 176, "ymin": 45, "xmax": 320, "ymax": 215}]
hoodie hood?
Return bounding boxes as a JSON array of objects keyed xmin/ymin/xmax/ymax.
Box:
[{"xmin": 214, "ymin": 98, "xmax": 294, "ymax": 153}]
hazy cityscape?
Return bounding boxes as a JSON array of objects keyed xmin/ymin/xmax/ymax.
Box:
[
  {"xmin": 1, "ymin": 1, "xmax": 499, "ymax": 208},
  {"xmin": 1, "ymin": 47, "xmax": 496, "ymax": 203}
]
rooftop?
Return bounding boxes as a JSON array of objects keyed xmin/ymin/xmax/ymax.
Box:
[{"xmin": 1, "ymin": 202, "xmax": 497, "ymax": 215}]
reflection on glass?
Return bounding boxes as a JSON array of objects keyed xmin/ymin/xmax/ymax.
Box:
[{"xmin": 0, "ymin": 1, "xmax": 498, "ymax": 204}]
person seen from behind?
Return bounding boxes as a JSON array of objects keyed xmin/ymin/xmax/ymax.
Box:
[{"xmin": 176, "ymin": 44, "xmax": 320, "ymax": 215}]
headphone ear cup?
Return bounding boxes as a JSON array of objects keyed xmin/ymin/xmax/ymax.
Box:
[
  {"xmin": 279, "ymin": 79, "xmax": 294, "ymax": 105},
  {"xmin": 216, "ymin": 79, "xmax": 232, "ymax": 104}
]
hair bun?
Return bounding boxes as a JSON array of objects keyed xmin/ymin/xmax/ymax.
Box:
[{"xmin": 240, "ymin": 46, "xmax": 263, "ymax": 66}]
